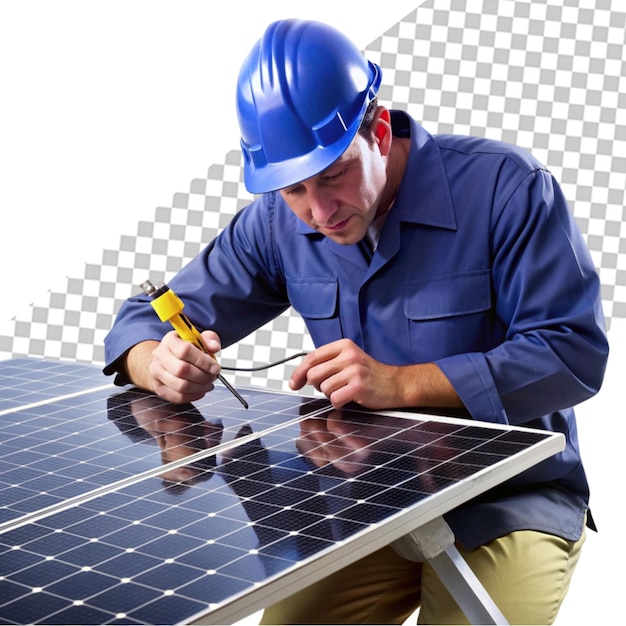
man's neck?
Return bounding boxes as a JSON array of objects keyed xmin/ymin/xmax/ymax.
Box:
[{"xmin": 377, "ymin": 136, "xmax": 410, "ymax": 219}]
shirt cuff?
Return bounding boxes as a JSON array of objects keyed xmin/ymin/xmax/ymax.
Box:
[{"xmin": 436, "ymin": 352, "xmax": 508, "ymax": 424}]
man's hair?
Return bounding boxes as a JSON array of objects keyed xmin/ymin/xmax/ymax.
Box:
[{"xmin": 357, "ymin": 98, "xmax": 379, "ymax": 142}]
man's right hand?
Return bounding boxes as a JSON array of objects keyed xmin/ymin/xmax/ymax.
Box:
[{"xmin": 124, "ymin": 330, "xmax": 222, "ymax": 404}]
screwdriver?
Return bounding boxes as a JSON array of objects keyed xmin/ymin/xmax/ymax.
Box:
[{"xmin": 140, "ymin": 279, "xmax": 249, "ymax": 409}]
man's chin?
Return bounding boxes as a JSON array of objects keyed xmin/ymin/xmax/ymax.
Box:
[
  {"xmin": 327, "ymin": 235, "xmax": 362, "ymax": 246},
  {"xmin": 322, "ymin": 228, "xmax": 367, "ymax": 246}
]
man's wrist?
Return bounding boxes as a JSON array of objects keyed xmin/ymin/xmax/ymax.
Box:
[{"xmin": 124, "ymin": 340, "xmax": 159, "ymax": 391}]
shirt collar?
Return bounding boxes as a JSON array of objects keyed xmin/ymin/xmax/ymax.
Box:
[{"xmin": 391, "ymin": 110, "xmax": 457, "ymax": 230}]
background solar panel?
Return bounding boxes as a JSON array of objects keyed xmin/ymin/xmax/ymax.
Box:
[{"xmin": 0, "ymin": 359, "xmax": 113, "ymax": 412}]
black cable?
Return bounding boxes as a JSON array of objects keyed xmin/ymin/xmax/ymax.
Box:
[{"xmin": 220, "ymin": 352, "xmax": 309, "ymax": 372}]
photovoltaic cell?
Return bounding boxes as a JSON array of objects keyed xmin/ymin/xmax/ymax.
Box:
[{"xmin": 0, "ymin": 359, "xmax": 563, "ymax": 624}]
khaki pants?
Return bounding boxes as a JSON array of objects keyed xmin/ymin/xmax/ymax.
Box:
[{"xmin": 261, "ymin": 527, "xmax": 585, "ymax": 625}]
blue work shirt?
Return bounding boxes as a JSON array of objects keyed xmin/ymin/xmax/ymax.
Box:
[{"xmin": 104, "ymin": 111, "xmax": 608, "ymax": 549}]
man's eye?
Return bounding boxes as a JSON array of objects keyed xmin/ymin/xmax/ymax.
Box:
[{"xmin": 323, "ymin": 169, "xmax": 345, "ymax": 182}]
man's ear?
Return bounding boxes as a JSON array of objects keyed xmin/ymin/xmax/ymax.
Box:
[{"xmin": 373, "ymin": 107, "xmax": 392, "ymax": 155}]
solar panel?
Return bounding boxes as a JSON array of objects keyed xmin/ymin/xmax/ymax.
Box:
[
  {"xmin": 0, "ymin": 358, "xmax": 564, "ymax": 624},
  {"xmin": 0, "ymin": 358, "xmax": 112, "ymax": 411}
]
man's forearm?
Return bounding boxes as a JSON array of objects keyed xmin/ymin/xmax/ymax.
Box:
[{"xmin": 397, "ymin": 362, "xmax": 464, "ymax": 409}]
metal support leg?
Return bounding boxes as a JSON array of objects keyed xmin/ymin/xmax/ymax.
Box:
[{"xmin": 390, "ymin": 517, "xmax": 509, "ymax": 625}]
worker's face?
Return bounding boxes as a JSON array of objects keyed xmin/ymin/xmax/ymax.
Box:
[{"xmin": 279, "ymin": 118, "xmax": 390, "ymax": 245}]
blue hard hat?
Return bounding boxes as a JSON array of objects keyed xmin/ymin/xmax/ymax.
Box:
[{"xmin": 236, "ymin": 19, "xmax": 382, "ymax": 194}]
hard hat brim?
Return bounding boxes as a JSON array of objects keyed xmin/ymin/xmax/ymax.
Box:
[{"xmin": 242, "ymin": 114, "xmax": 361, "ymax": 194}]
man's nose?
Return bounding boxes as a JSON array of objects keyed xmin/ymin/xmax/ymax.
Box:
[{"xmin": 309, "ymin": 187, "xmax": 338, "ymax": 224}]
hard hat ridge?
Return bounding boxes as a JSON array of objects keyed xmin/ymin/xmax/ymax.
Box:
[{"xmin": 236, "ymin": 19, "xmax": 382, "ymax": 193}]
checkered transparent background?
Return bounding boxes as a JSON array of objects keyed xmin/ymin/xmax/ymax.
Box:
[{"xmin": 1, "ymin": 0, "xmax": 624, "ymax": 392}]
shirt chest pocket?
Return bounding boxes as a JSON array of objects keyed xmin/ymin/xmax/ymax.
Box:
[
  {"xmin": 286, "ymin": 278, "xmax": 342, "ymax": 345},
  {"xmin": 404, "ymin": 270, "xmax": 493, "ymax": 359}
]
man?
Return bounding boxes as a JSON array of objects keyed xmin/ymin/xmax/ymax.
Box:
[{"xmin": 104, "ymin": 19, "xmax": 608, "ymax": 624}]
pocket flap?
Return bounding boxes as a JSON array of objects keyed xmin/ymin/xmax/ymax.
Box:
[
  {"xmin": 287, "ymin": 278, "xmax": 338, "ymax": 319},
  {"xmin": 404, "ymin": 270, "xmax": 491, "ymax": 320}
]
